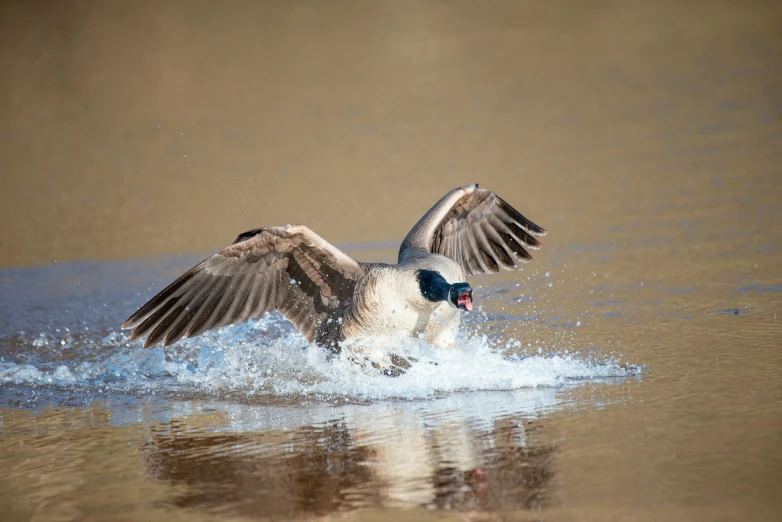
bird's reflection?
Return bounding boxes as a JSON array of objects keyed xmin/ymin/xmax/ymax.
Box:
[
  {"xmin": 142, "ymin": 400, "xmax": 558, "ymax": 518},
  {"xmin": 428, "ymin": 417, "xmax": 555, "ymax": 511},
  {"xmin": 144, "ymin": 419, "xmax": 381, "ymax": 516}
]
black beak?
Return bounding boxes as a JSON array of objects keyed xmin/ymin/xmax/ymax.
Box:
[{"xmin": 458, "ymin": 289, "xmax": 473, "ymax": 312}]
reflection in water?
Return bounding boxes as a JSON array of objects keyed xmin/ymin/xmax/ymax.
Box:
[
  {"xmin": 141, "ymin": 393, "xmax": 559, "ymax": 517},
  {"xmin": 146, "ymin": 420, "xmax": 381, "ymax": 517},
  {"xmin": 428, "ymin": 418, "xmax": 555, "ymax": 512}
]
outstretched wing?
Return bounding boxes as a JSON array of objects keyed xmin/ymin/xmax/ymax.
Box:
[
  {"xmin": 399, "ymin": 183, "xmax": 546, "ymax": 276},
  {"xmin": 122, "ymin": 225, "xmax": 366, "ymax": 347}
]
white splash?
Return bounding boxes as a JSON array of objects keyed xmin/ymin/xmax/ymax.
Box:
[{"xmin": 2, "ymin": 315, "xmax": 634, "ymax": 401}]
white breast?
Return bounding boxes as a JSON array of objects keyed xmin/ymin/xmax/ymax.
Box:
[{"xmin": 342, "ymin": 257, "xmax": 466, "ymax": 348}]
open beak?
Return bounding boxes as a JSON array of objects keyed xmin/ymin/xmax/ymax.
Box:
[{"xmin": 458, "ymin": 290, "xmax": 473, "ymax": 312}]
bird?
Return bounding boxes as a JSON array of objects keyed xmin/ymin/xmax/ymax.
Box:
[{"xmin": 121, "ymin": 183, "xmax": 546, "ymax": 351}]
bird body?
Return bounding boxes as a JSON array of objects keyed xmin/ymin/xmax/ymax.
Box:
[
  {"xmin": 341, "ymin": 253, "xmax": 465, "ymax": 348},
  {"xmin": 122, "ymin": 183, "xmax": 545, "ymax": 351}
]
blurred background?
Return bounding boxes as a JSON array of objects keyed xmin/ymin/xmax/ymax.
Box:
[{"xmin": 2, "ymin": 0, "xmax": 779, "ymax": 268}]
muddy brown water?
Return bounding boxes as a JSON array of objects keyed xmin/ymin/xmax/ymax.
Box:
[{"xmin": 1, "ymin": 1, "xmax": 781, "ymax": 521}]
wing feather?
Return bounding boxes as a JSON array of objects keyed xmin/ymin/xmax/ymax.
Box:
[
  {"xmin": 122, "ymin": 225, "xmax": 366, "ymax": 348},
  {"xmin": 465, "ymin": 226, "xmax": 490, "ymax": 274},
  {"xmin": 399, "ymin": 183, "xmax": 546, "ymax": 274}
]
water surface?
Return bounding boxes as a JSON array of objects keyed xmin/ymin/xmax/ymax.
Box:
[{"xmin": 1, "ymin": 1, "xmax": 781, "ymax": 521}]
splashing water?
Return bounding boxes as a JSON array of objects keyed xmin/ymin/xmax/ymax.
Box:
[{"xmin": 0, "ymin": 313, "xmax": 635, "ymax": 402}]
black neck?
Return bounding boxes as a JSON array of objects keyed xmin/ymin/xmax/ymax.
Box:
[{"xmin": 416, "ymin": 269, "xmax": 451, "ymax": 303}]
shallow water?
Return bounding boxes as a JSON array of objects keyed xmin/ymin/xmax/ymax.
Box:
[{"xmin": 2, "ymin": 1, "xmax": 782, "ymax": 521}]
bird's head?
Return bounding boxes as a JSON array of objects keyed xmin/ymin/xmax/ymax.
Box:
[{"xmin": 417, "ymin": 270, "xmax": 474, "ymax": 312}]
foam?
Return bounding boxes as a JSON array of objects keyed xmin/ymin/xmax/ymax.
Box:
[{"xmin": 0, "ymin": 315, "xmax": 635, "ymax": 401}]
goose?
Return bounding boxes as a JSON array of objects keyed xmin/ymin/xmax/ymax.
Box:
[{"xmin": 122, "ymin": 183, "xmax": 546, "ymax": 351}]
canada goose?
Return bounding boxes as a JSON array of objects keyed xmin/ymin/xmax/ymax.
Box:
[{"xmin": 122, "ymin": 183, "xmax": 546, "ymax": 351}]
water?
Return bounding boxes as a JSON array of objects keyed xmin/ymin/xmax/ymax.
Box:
[
  {"xmin": 1, "ymin": 230, "xmax": 779, "ymax": 520},
  {"xmin": 2, "ymin": 1, "xmax": 782, "ymax": 521},
  {"xmin": 0, "ymin": 255, "xmax": 635, "ymax": 402}
]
